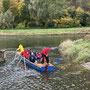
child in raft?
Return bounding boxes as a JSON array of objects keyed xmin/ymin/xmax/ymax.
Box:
[{"xmin": 29, "ymin": 52, "xmax": 36, "ymax": 63}]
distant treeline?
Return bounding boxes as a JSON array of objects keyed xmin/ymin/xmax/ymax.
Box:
[{"xmin": 0, "ymin": 0, "xmax": 90, "ymax": 29}]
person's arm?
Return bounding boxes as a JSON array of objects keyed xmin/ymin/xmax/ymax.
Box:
[
  {"xmin": 17, "ymin": 45, "xmax": 20, "ymax": 50},
  {"xmin": 46, "ymin": 48, "xmax": 51, "ymax": 51}
]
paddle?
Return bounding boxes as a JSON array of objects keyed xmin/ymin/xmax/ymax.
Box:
[
  {"xmin": 56, "ymin": 58, "xmax": 64, "ymax": 62},
  {"xmin": 24, "ymin": 57, "xmax": 27, "ymax": 70},
  {"xmin": 56, "ymin": 58, "xmax": 63, "ymax": 62},
  {"xmin": 14, "ymin": 67, "xmax": 19, "ymax": 70},
  {"xmin": 7, "ymin": 51, "xmax": 17, "ymax": 67},
  {"xmin": 23, "ymin": 57, "xmax": 29, "ymax": 74},
  {"xmin": 50, "ymin": 47, "xmax": 58, "ymax": 50},
  {"xmin": 14, "ymin": 56, "xmax": 22, "ymax": 70},
  {"xmin": 56, "ymin": 59, "xmax": 61, "ymax": 62}
]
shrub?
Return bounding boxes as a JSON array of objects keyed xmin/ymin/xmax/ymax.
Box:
[
  {"xmin": 83, "ymin": 35, "xmax": 90, "ymax": 41},
  {"xmin": 59, "ymin": 39, "xmax": 90, "ymax": 63},
  {"xmin": 54, "ymin": 17, "xmax": 74, "ymax": 28},
  {"xmin": 59, "ymin": 40, "xmax": 74, "ymax": 51},
  {"xmin": 16, "ymin": 22, "xmax": 25, "ymax": 28},
  {"xmin": 73, "ymin": 18, "xmax": 81, "ymax": 27},
  {"xmin": 66, "ymin": 6, "xmax": 76, "ymax": 18},
  {"xmin": 83, "ymin": 12, "xmax": 90, "ymax": 26},
  {"xmin": 75, "ymin": 7, "xmax": 90, "ymax": 26}
]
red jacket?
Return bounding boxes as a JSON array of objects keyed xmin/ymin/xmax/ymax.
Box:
[
  {"xmin": 20, "ymin": 51, "xmax": 30, "ymax": 58},
  {"xmin": 36, "ymin": 53, "xmax": 42, "ymax": 58},
  {"xmin": 41, "ymin": 48, "xmax": 51, "ymax": 56},
  {"xmin": 25, "ymin": 52, "xmax": 30, "ymax": 58}
]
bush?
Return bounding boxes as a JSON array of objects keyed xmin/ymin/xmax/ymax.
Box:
[
  {"xmin": 0, "ymin": 10, "xmax": 15, "ymax": 29},
  {"xmin": 16, "ymin": 22, "xmax": 25, "ymax": 28},
  {"xmin": 62, "ymin": 6, "xmax": 90, "ymax": 27},
  {"xmin": 83, "ymin": 35, "xmax": 90, "ymax": 41},
  {"xmin": 73, "ymin": 18, "xmax": 81, "ymax": 27},
  {"xmin": 54, "ymin": 17, "xmax": 74, "ymax": 28},
  {"xmin": 75, "ymin": 7, "xmax": 90, "ymax": 26},
  {"xmin": 59, "ymin": 39, "xmax": 90, "ymax": 63},
  {"xmin": 83, "ymin": 12, "xmax": 90, "ymax": 26},
  {"xmin": 67, "ymin": 6, "xmax": 76, "ymax": 18}
]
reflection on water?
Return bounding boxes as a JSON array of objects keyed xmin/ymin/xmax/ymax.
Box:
[
  {"xmin": 0, "ymin": 35, "xmax": 83, "ymax": 49},
  {"xmin": 0, "ymin": 35, "xmax": 90, "ymax": 90}
]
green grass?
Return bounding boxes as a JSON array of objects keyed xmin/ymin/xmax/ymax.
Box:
[{"xmin": 0, "ymin": 27, "xmax": 90, "ymax": 35}]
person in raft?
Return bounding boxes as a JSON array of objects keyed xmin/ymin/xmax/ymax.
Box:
[
  {"xmin": 36, "ymin": 52, "xmax": 42, "ymax": 59},
  {"xmin": 29, "ymin": 52, "xmax": 35, "ymax": 63},
  {"xmin": 17, "ymin": 44, "xmax": 24, "ymax": 53},
  {"xmin": 17, "ymin": 45, "xmax": 30, "ymax": 59},
  {"xmin": 41, "ymin": 48, "xmax": 51, "ymax": 64},
  {"xmin": 20, "ymin": 49, "xmax": 30, "ymax": 59}
]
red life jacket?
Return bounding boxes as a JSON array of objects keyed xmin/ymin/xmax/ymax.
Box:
[
  {"xmin": 20, "ymin": 51, "xmax": 25, "ymax": 56},
  {"xmin": 22, "ymin": 52, "xmax": 26, "ymax": 57},
  {"xmin": 25, "ymin": 52, "xmax": 30, "ymax": 58},
  {"xmin": 20, "ymin": 50, "xmax": 30, "ymax": 58},
  {"xmin": 36, "ymin": 53, "xmax": 42, "ymax": 58},
  {"xmin": 41, "ymin": 48, "xmax": 51, "ymax": 56}
]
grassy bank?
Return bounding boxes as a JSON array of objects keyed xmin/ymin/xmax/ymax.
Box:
[
  {"xmin": 59, "ymin": 37, "xmax": 90, "ymax": 64},
  {"xmin": 0, "ymin": 27, "xmax": 90, "ymax": 35}
]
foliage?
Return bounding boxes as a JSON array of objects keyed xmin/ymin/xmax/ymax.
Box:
[
  {"xmin": 16, "ymin": 22, "xmax": 25, "ymax": 28},
  {"xmin": 24, "ymin": 0, "xmax": 68, "ymax": 27},
  {"xmin": 17, "ymin": 0, "xmax": 25, "ymax": 16},
  {"xmin": 54, "ymin": 17, "xmax": 74, "ymax": 28},
  {"xmin": 59, "ymin": 39, "xmax": 90, "ymax": 63},
  {"xmin": 83, "ymin": 35, "xmax": 90, "ymax": 41},
  {"xmin": 9, "ymin": 0, "xmax": 19, "ymax": 16},
  {"xmin": 0, "ymin": 0, "xmax": 90, "ymax": 29},
  {"xmin": 68, "ymin": 0, "xmax": 90, "ymax": 12},
  {"xmin": 0, "ymin": 0, "xmax": 3, "ymax": 13},
  {"xmin": 0, "ymin": 10, "xmax": 14, "ymax": 29},
  {"xmin": 3, "ymin": 0, "xmax": 10, "ymax": 12}
]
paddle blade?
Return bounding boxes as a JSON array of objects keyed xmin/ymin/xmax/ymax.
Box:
[
  {"xmin": 7, "ymin": 64, "xmax": 11, "ymax": 67},
  {"xmin": 14, "ymin": 67, "xmax": 19, "ymax": 70},
  {"xmin": 56, "ymin": 59, "xmax": 61, "ymax": 62}
]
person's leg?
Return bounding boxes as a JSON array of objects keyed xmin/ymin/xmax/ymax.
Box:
[
  {"xmin": 46, "ymin": 56, "xmax": 49, "ymax": 64},
  {"xmin": 43, "ymin": 55, "xmax": 49, "ymax": 64},
  {"xmin": 42, "ymin": 54, "xmax": 45, "ymax": 64}
]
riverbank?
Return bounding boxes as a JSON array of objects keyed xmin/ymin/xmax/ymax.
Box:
[
  {"xmin": 59, "ymin": 38, "xmax": 90, "ymax": 64},
  {"xmin": 0, "ymin": 27, "xmax": 90, "ymax": 35}
]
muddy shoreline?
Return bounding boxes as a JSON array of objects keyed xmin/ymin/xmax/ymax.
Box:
[{"xmin": 0, "ymin": 32, "xmax": 90, "ymax": 36}]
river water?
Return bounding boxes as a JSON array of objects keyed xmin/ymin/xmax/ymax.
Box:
[{"xmin": 0, "ymin": 35, "xmax": 90, "ymax": 90}]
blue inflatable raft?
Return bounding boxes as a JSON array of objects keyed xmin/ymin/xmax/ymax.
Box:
[{"xmin": 17, "ymin": 52, "xmax": 54, "ymax": 72}]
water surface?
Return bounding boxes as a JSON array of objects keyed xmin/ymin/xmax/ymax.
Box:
[{"xmin": 0, "ymin": 35, "xmax": 90, "ymax": 90}]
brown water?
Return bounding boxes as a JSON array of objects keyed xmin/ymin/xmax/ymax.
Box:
[{"xmin": 0, "ymin": 35, "xmax": 90, "ymax": 90}]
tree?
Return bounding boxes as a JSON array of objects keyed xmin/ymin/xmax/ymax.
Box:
[
  {"xmin": 3, "ymin": 0, "xmax": 10, "ymax": 12},
  {"xmin": 9, "ymin": 0, "xmax": 19, "ymax": 16},
  {"xmin": 0, "ymin": 0, "xmax": 3, "ymax": 13},
  {"xmin": 19, "ymin": 4, "xmax": 30, "ymax": 28},
  {"xmin": 24, "ymin": 0, "xmax": 68, "ymax": 27},
  {"xmin": 67, "ymin": 0, "xmax": 90, "ymax": 12},
  {"xmin": 0, "ymin": 10, "xmax": 15, "ymax": 29}
]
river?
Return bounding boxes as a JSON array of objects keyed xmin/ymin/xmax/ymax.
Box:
[{"xmin": 0, "ymin": 35, "xmax": 90, "ymax": 90}]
